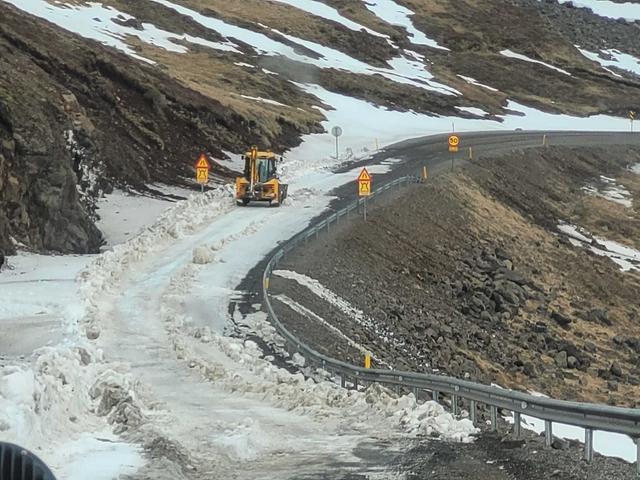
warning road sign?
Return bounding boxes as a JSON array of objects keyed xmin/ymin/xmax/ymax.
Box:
[
  {"xmin": 196, "ymin": 153, "xmax": 210, "ymax": 170},
  {"xmin": 196, "ymin": 153, "xmax": 210, "ymax": 185},
  {"xmin": 448, "ymin": 135, "xmax": 459, "ymax": 153},
  {"xmin": 358, "ymin": 168, "xmax": 371, "ymax": 197}
]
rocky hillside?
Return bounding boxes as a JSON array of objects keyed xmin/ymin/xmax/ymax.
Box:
[
  {"xmin": 271, "ymin": 146, "xmax": 640, "ymax": 406},
  {"xmin": 4, "ymin": 0, "xmax": 640, "ymax": 253}
]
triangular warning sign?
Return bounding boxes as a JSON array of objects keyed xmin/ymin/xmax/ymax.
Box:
[
  {"xmin": 196, "ymin": 154, "xmax": 210, "ymax": 170},
  {"xmin": 358, "ymin": 168, "xmax": 371, "ymax": 182}
]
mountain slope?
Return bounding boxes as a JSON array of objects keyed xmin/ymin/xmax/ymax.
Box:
[{"xmin": 3, "ymin": 0, "xmax": 640, "ymax": 254}]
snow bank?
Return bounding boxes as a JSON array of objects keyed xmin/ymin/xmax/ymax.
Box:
[{"xmin": 0, "ymin": 347, "xmax": 144, "ymax": 478}]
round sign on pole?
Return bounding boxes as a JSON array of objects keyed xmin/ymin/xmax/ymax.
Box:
[
  {"xmin": 331, "ymin": 126, "xmax": 343, "ymax": 138},
  {"xmin": 448, "ymin": 135, "xmax": 460, "ymax": 147}
]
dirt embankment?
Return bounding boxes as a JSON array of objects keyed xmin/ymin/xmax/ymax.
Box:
[{"xmin": 271, "ymin": 146, "xmax": 640, "ymax": 407}]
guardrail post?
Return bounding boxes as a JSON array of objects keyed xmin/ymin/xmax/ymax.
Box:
[
  {"xmin": 513, "ymin": 412, "xmax": 521, "ymax": 438},
  {"xmin": 353, "ymin": 375, "xmax": 358, "ymax": 390},
  {"xmin": 340, "ymin": 375, "xmax": 346, "ymax": 389},
  {"xmin": 470, "ymin": 400, "xmax": 476, "ymax": 424},
  {"xmin": 432, "ymin": 390, "xmax": 439, "ymax": 402},
  {"xmin": 636, "ymin": 437, "xmax": 640, "ymax": 476},
  {"xmin": 545, "ymin": 421, "xmax": 553, "ymax": 448},
  {"xmin": 490, "ymin": 406, "xmax": 498, "ymax": 432},
  {"xmin": 452, "ymin": 395, "xmax": 459, "ymax": 416},
  {"xmin": 412, "ymin": 387, "xmax": 419, "ymax": 400},
  {"xmin": 584, "ymin": 429, "xmax": 594, "ymax": 463}
]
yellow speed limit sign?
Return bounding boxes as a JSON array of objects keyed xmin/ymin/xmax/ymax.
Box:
[{"xmin": 448, "ymin": 135, "xmax": 459, "ymax": 153}]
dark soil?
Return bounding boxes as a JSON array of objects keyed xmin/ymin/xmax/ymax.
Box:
[{"xmin": 399, "ymin": 428, "xmax": 637, "ymax": 480}]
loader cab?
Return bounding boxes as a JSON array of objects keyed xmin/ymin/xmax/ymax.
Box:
[{"xmin": 243, "ymin": 151, "xmax": 280, "ymax": 183}]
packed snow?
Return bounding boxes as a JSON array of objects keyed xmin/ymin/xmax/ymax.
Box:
[
  {"xmin": 500, "ymin": 49, "xmax": 572, "ymax": 76},
  {"xmin": 96, "ymin": 187, "xmax": 194, "ymax": 247},
  {"xmin": 0, "ymin": 254, "xmax": 92, "ymax": 355}
]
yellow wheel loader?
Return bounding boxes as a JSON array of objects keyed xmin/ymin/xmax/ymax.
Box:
[{"xmin": 235, "ymin": 147, "xmax": 288, "ymax": 207}]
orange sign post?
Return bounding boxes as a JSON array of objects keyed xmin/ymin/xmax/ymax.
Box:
[
  {"xmin": 448, "ymin": 135, "xmax": 460, "ymax": 171},
  {"xmin": 357, "ymin": 168, "xmax": 372, "ymax": 221}
]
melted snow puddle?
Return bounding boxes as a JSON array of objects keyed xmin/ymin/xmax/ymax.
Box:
[
  {"xmin": 582, "ymin": 175, "xmax": 632, "ymax": 208},
  {"xmin": 557, "ymin": 223, "xmax": 640, "ymax": 272}
]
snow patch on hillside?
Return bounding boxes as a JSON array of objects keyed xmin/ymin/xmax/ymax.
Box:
[
  {"xmin": 557, "ymin": 0, "xmax": 640, "ymax": 21},
  {"xmin": 500, "ymin": 49, "xmax": 572, "ymax": 76},
  {"xmin": 557, "ymin": 223, "xmax": 640, "ymax": 272},
  {"xmin": 582, "ymin": 175, "xmax": 632, "ymax": 207},
  {"xmin": 270, "ymin": 0, "xmax": 387, "ymax": 38},
  {"xmin": 364, "ymin": 0, "xmax": 449, "ymax": 50},
  {"xmin": 578, "ymin": 47, "xmax": 640, "ymax": 77},
  {"xmin": 2, "ymin": 0, "xmax": 240, "ymax": 63}
]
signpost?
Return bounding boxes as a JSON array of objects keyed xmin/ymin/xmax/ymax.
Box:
[
  {"xmin": 332, "ymin": 126, "xmax": 343, "ymax": 161},
  {"xmin": 195, "ymin": 153, "xmax": 210, "ymax": 193},
  {"xmin": 449, "ymin": 134, "xmax": 460, "ymax": 170},
  {"xmin": 358, "ymin": 168, "xmax": 371, "ymax": 221},
  {"xmin": 630, "ymin": 111, "xmax": 636, "ymax": 132}
]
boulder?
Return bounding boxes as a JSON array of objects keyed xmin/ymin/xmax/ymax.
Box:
[{"xmin": 555, "ymin": 351, "xmax": 568, "ymax": 369}]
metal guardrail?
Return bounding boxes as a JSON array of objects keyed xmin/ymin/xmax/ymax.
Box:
[
  {"xmin": 263, "ymin": 174, "xmax": 640, "ymax": 472},
  {"xmin": 0, "ymin": 442, "xmax": 56, "ymax": 480}
]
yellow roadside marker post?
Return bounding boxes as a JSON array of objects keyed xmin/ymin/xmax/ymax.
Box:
[
  {"xmin": 195, "ymin": 153, "xmax": 211, "ymax": 194},
  {"xmin": 448, "ymin": 134, "xmax": 459, "ymax": 170},
  {"xmin": 365, "ymin": 352, "xmax": 371, "ymax": 369}
]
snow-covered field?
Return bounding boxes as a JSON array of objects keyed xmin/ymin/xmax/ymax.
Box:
[{"xmin": 3, "ymin": 0, "xmax": 640, "ymax": 477}]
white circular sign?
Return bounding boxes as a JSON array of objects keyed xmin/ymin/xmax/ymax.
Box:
[{"xmin": 331, "ymin": 126, "xmax": 343, "ymax": 138}]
